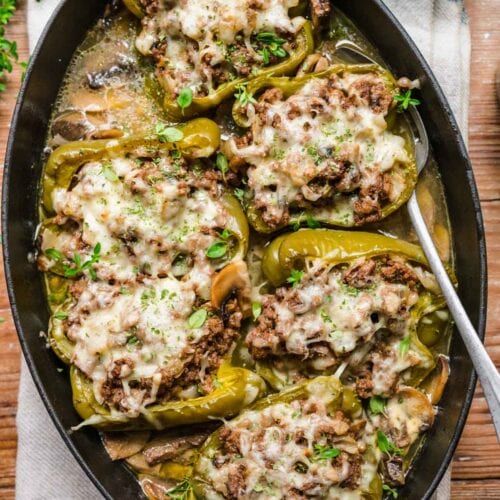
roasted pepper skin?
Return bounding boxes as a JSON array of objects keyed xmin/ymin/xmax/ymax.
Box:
[
  {"xmin": 71, "ymin": 362, "xmax": 266, "ymax": 431},
  {"xmin": 42, "ymin": 118, "xmax": 221, "ymax": 213},
  {"xmin": 192, "ymin": 376, "xmax": 382, "ymax": 499},
  {"xmin": 232, "ymin": 64, "xmax": 417, "ymax": 233},
  {"xmin": 258, "ymin": 229, "xmax": 440, "ymax": 389},
  {"xmin": 262, "ymin": 229, "xmax": 428, "ymax": 287}
]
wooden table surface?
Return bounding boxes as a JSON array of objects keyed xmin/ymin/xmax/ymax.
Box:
[{"xmin": 0, "ymin": 1, "xmax": 499, "ymax": 498}]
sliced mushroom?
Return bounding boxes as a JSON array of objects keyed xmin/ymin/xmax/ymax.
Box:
[
  {"xmin": 139, "ymin": 475, "xmax": 178, "ymax": 500},
  {"xmin": 142, "ymin": 427, "xmax": 214, "ymax": 466},
  {"xmin": 382, "ymin": 455, "xmax": 405, "ymax": 486},
  {"xmin": 51, "ymin": 111, "xmax": 93, "ymax": 142},
  {"xmin": 211, "ymin": 260, "xmax": 252, "ymax": 318},
  {"xmin": 385, "ymin": 387, "xmax": 435, "ymax": 449},
  {"xmin": 425, "ymin": 355, "xmax": 450, "ymax": 405},
  {"xmin": 103, "ymin": 431, "xmax": 151, "ymax": 460}
]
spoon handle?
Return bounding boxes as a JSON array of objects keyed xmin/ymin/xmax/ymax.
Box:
[{"xmin": 408, "ymin": 193, "xmax": 500, "ymax": 442}]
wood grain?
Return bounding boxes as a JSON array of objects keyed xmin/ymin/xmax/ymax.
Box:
[{"xmin": 0, "ymin": 0, "xmax": 498, "ymax": 498}]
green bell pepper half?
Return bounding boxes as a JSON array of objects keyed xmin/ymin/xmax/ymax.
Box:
[
  {"xmin": 42, "ymin": 118, "xmax": 221, "ymax": 213},
  {"xmin": 192, "ymin": 375, "xmax": 381, "ymax": 499},
  {"xmin": 257, "ymin": 229, "xmax": 441, "ymax": 390},
  {"xmin": 231, "ymin": 64, "xmax": 417, "ymax": 233},
  {"xmin": 262, "ymin": 229, "xmax": 428, "ymax": 287},
  {"xmin": 71, "ymin": 361, "xmax": 266, "ymax": 431}
]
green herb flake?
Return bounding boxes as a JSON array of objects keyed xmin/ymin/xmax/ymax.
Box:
[
  {"xmin": 53, "ymin": 312, "xmax": 69, "ymax": 321},
  {"xmin": 252, "ymin": 302, "xmax": 262, "ymax": 321},
  {"xmin": 166, "ymin": 478, "xmax": 193, "ymax": 500},
  {"xmin": 219, "ymin": 228, "xmax": 231, "ymax": 240},
  {"xmin": 101, "ymin": 162, "xmax": 119, "ymax": 182},
  {"xmin": 382, "ymin": 484, "xmax": 399, "ymax": 498},
  {"xmin": 206, "ymin": 241, "xmax": 227, "ymax": 259},
  {"xmin": 156, "ymin": 123, "xmax": 184, "ymax": 143},
  {"xmin": 306, "ymin": 214, "xmax": 321, "ymax": 229},
  {"xmin": 45, "ymin": 248, "xmax": 63, "ymax": 261},
  {"xmin": 394, "ymin": 89, "xmax": 420, "ymax": 113},
  {"xmin": 233, "ymin": 188, "xmax": 245, "ymax": 205},
  {"xmin": 369, "ymin": 396, "xmax": 386, "ymax": 415},
  {"xmin": 399, "ymin": 336, "xmax": 411, "ymax": 357},
  {"xmin": 377, "ymin": 430, "xmax": 403, "ymax": 457},
  {"xmin": 188, "ymin": 309, "xmax": 208, "ymax": 329},
  {"xmin": 314, "ymin": 444, "xmax": 340, "ymax": 461},
  {"xmin": 287, "ymin": 269, "xmax": 304, "ymax": 288},
  {"xmin": 234, "ymin": 83, "xmax": 257, "ymax": 106},
  {"xmin": 127, "ymin": 335, "xmax": 140, "ymax": 346},
  {"xmin": 176, "ymin": 86, "xmax": 193, "ymax": 110},
  {"xmin": 216, "ymin": 152, "xmax": 229, "ymax": 176}
]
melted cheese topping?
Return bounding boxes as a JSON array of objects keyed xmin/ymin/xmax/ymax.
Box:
[
  {"xmin": 61, "ymin": 276, "xmax": 211, "ymax": 415},
  {"xmin": 40, "ymin": 153, "xmax": 227, "ymax": 292},
  {"xmin": 247, "ymin": 257, "xmax": 427, "ymax": 371},
  {"xmin": 136, "ymin": 0, "xmax": 304, "ymax": 96},
  {"xmin": 201, "ymin": 395, "xmax": 372, "ymax": 499},
  {"xmin": 230, "ymin": 72, "xmax": 409, "ymax": 226}
]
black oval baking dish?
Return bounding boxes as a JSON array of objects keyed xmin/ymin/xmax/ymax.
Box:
[{"xmin": 2, "ymin": 1, "xmax": 487, "ymax": 498}]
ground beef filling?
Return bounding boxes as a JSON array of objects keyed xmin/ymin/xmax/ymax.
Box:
[
  {"xmin": 247, "ymin": 257, "xmax": 420, "ymax": 376},
  {"xmin": 230, "ymin": 72, "xmax": 402, "ymax": 230},
  {"xmin": 101, "ymin": 299, "xmax": 242, "ymax": 411},
  {"xmin": 138, "ymin": 0, "xmax": 301, "ymax": 98},
  {"xmin": 209, "ymin": 398, "xmax": 366, "ymax": 499}
]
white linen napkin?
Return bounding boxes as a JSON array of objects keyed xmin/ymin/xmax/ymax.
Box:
[{"xmin": 17, "ymin": 0, "xmax": 469, "ymax": 498}]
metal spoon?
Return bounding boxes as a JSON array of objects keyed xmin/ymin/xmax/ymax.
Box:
[{"xmin": 335, "ymin": 40, "xmax": 500, "ymax": 441}]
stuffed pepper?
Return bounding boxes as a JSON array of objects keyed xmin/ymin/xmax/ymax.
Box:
[
  {"xmin": 192, "ymin": 376, "xmax": 384, "ymax": 499},
  {"xmin": 247, "ymin": 229, "xmax": 447, "ymax": 397},
  {"xmin": 224, "ymin": 65, "xmax": 417, "ymax": 233},
  {"xmin": 124, "ymin": 0, "xmax": 318, "ymax": 119},
  {"xmin": 37, "ymin": 118, "xmax": 266, "ymax": 430},
  {"xmin": 38, "ymin": 118, "xmax": 247, "ymax": 284}
]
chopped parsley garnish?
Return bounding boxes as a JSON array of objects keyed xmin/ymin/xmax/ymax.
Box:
[
  {"xmin": 127, "ymin": 335, "xmax": 139, "ymax": 346},
  {"xmin": 394, "ymin": 89, "xmax": 420, "ymax": 113},
  {"xmin": 166, "ymin": 478, "xmax": 193, "ymax": 500},
  {"xmin": 53, "ymin": 312, "xmax": 68, "ymax": 320},
  {"xmin": 313, "ymin": 444, "xmax": 340, "ymax": 460},
  {"xmin": 176, "ymin": 86, "xmax": 193, "ymax": 110},
  {"xmin": 287, "ymin": 269, "xmax": 304, "ymax": 288},
  {"xmin": 377, "ymin": 430, "xmax": 403, "ymax": 456},
  {"xmin": 399, "ymin": 336, "xmax": 411, "ymax": 357},
  {"xmin": 252, "ymin": 302, "xmax": 262, "ymax": 321},
  {"xmin": 305, "ymin": 143, "xmax": 322, "ymax": 165},
  {"xmin": 256, "ymin": 32, "xmax": 288, "ymax": 59},
  {"xmin": 101, "ymin": 162, "xmax": 119, "ymax": 182},
  {"xmin": 63, "ymin": 243, "xmax": 101, "ymax": 280},
  {"xmin": 382, "ymin": 484, "xmax": 399, "ymax": 498},
  {"xmin": 206, "ymin": 241, "xmax": 228, "ymax": 259},
  {"xmin": 369, "ymin": 396, "xmax": 386, "ymax": 415},
  {"xmin": 306, "ymin": 214, "xmax": 321, "ymax": 229},
  {"xmin": 219, "ymin": 228, "xmax": 231, "ymax": 240},
  {"xmin": 188, "ymin": 309, "xmax": 208, "ymax": 329},
  {"xmin": 234, "ymin": 83, "xmax": 257, "ymax": 106},
  {"xmin": 155, "ymin": 123, "xmax": 184, "ymax": 143},
  {"xmin": 233, "ymin": 188, "xmax": 246, "ymax": 205},
  {"xmin": 45, "ymin": 248, "xmax": 63, "ymax": 262},
  {"xmin": 216, "ymin": 152, "xmax": 229, "ymax": 177}
]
